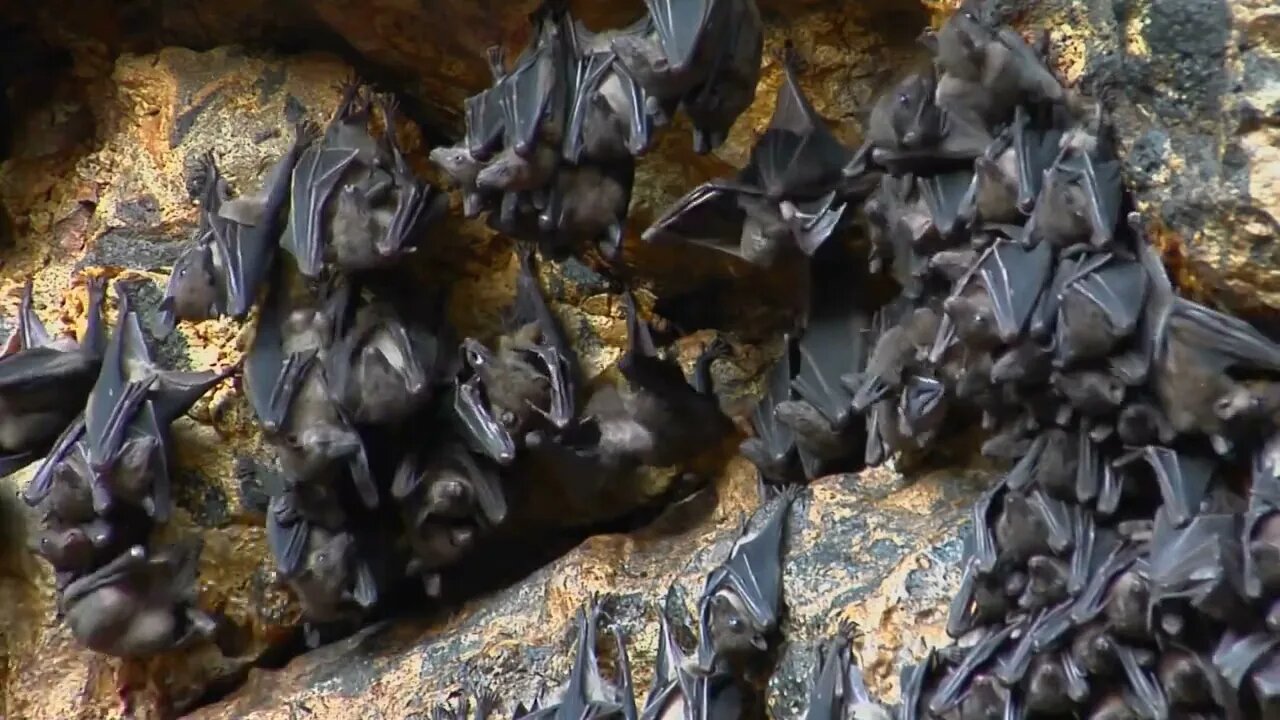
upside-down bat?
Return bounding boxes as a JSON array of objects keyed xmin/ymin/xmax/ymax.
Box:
[
  {"xmin": 0, "ymin": 276, "xmax": 106, "ymax": 478},
  {"xmin": 455, "ymin": 245, "xmax": 579, "ymax": 464},
  {"xmin": 860, "ymin": 66, "xmax": 993, "ymax": 175},
  {"xmin": 641, "ymin": 44, "xmax": 853, "ymax": 267},
  {"xmin": 80, "ymin": 285, "xmax": 231, "ymax": 521},
  {"xmin": 390, "ymin": 442, "xmax": 507, "ymax": 597},
  {"xmin": 956, "ymin": 105, "xmax": 1063, "ymax": 227},
  {"xmin": 801, "ymin": 625, "xmax": 892, "ymax": 720},
  {"xmin": 679, "ymin": 0, "xmax": 763, "ymax": 155},
  {"xmin": 697, "ymin": 484, "xmax": 799, "ymax": 671},
  {"xmin": 244, "ymin": 273, "xmax": 376, "ymax": 508},
  {"xmin": 1049, "ymin": 252, "xmax": 1148, "ymax": 368},
  {"xmin": 521, "ymin": 604, "xmax": 639, "ymax": 720},
  {"xmin": 1029, "ymin": 117, "xmax": 1123, "ymax": 251},
  {"xmin": 1147, "ymin": 507, "xmax": 1246, "ymax": 632},
  {"xmin": 159, "ymin": 121, "xmax": 314, "ymax": 333},
  {"xmin": 59, "ymin": 540, "xmax": 219, "ymax": 658},
  {"xmin": 740, "ymin": 336, "xmax": 802, "ymax": 486},
  {"xmin": 563, "ymin": 18, "xmax": 654, "ymax": 162},
  {"xmin": 943, "ymin": 237, "xmax": 1054, "ymax": 349}
]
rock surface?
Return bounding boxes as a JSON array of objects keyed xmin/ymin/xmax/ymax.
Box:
[{"xmin": 0, "ymin": 0, "xmax": 1277, "ymax": 717}]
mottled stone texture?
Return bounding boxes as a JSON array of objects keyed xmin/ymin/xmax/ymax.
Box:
[{"xmin": 0, "ymin": 0, "xmax": 1275, "ymax": 717}]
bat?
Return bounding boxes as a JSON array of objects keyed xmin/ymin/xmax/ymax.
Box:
[
  {"xmin": 917, "ymin": 168, "xmax": 974, "ymax": 242},
  {"xmin": 862, "ymin": 175, "xmax": 931, "ymax": 297},
  {"xmin": 943, "ymin": 237, "xmax": 1054, "ymax": 348},
  {"xmin": 932, "ymin": 622, "xmax": 1016, "ymax": 711},
  {"xmin": 1029, "ymin": 122, "xmax": 1123, "ymax": 251},
  {"xmin": 562, "ymin": 18, "xmax": 654, "ymax": 162},
  {"xmin": 679, "ymin": 0, "xmax": 763, "ymax": 155},
  {"xmin": 1212, "ymin": 628, "xmax": 1280, "ymax": 693},
  {"xmin": 1157, "ymin": 645, "xmax": 1241, "ymax": 717},
  {"xmin": 801, "ymin": 625, "xmax": 891, "ymax": 720},
  {"xmin": 160, "ymin": 122, "xmax": 315, "ymax": 333},
  {"xmin": 609, "ymin": 0, "xmax": 725, "ymax": 107},
  {"xmin": 1024, "ymin": 653, "xmax": 1088, "ymax": 714},
  {"xmin": 850, "ymin": 305, "xmax": 939, "ymax": 411},
  {"xmin": 244, "ymin": 277, "xmax": 377, "ymax": 508},
  {"xmin": 466, "ymin": 51, "xmax": 509, "ymax": 162},
  {"xmin": 428, "ymin": 141, "xmax": 495, "ymax": 219},
  {"xmin": 1153, "ymin": 294, "xmax": 1280, "ymax": 455},
  {"xmin": 391, "ymin": 442, "xmax": 507, "ymax": 596},
  {"xmin": 0, "ymin": 277, "xmax": 106, "ymax": 479},
  {"xmin": 641, "ymin": 44, "xmax": 853, "ymax": 266},
  {"xmin": 1051, "ymin": 252, "xmax": 1148, "ymax": 368},
  {"xmin": 498, "ymin": 3, "xmax": 572, "ymax": 159},
  {"xmin": 82, "ymin": 285, "xmax": 231, "ymax": 521},
  {"xmin": 59, "ymin": 540, "xmax": 218, "ymax": 658},
  {"xmin": 372, "ymin": 94, "xmax": 447, "ymax": 259},
  {"xmin": 522, "ymin": 604, "xmax": 638, "ymax": 720},
  {"xmin": 957, "ymin": 105, "xmax": 1063, "ymax": 227},
  {"xmin": 322, "ymin": 280, "xmax": 444, "ymax": 426},
  {"xmin": 1112, "ymin": 445, "xmax": 1214, "ymax": 529},
  {"xmin": 1147, "ymin": 507, "xmax": 1245, "ymax": 631},
  {"xmin": 739, "ymin": 336, "xmax": 802, "ymax": 486},
  {"xmin": 896, "ymin": 650, "xmax": 938, "ymax": 720},
  {"xmin": 697, "ymin": 484, "xmax": 799, "ymax": 671},
  {"xmin": 863, "ymin": 67, "xmax": 993, "ymax": 174},
  {"xmin": 946, "ymin": 559, "xmax": 1008, "ymax": 638},
  {"xmin": 896, "ymin": 374, "xmax": 947, "ymax": 447},
  {"xmin": 536, "ymin": 158, "xmax": 634, "ymax": 260}
]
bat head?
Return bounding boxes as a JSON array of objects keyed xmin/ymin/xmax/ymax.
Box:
[
  {"xmin": 160, "ymin": 241, "xmax": 219, "ymax": 331},
  {"xmin": 425, "ymin": 477, "xmax": 472, "ymax": 517},
  {"xmin": 35, "ymin": 527, "xmax": 91, "ymax": 568},
  {"xmin": 706, "ymin": 590, "xmax": 769, "ymax": 663},
  {"xmin": 892, "ymin": 72, "xmax": 944, "ymax": 149},
  {"xmin": 474, "ymin": 154, "xmax": 521, "ymax": 191},
  {"xmin": 305, "ymin": 529, "xmax": 357, "ymax": 598},
  {"xmin": 428, "ymin": 144, "xmax": 478, "ymax": 185}
]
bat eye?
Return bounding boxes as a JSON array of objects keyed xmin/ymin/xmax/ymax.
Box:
[
  {"xmin": 316, "ymin": 552, "xmax": 328, "ymax": 564},
  {"xmin": 500, "ymin": 410, "xmax": 517, "ymax": 427},
  {"xmin": 897, "ymin": 93, "xmax": 911, "ymax": 106},
  {"xmin": 964, "ymin": 10, "xmax": 977, "ymax": 21}
]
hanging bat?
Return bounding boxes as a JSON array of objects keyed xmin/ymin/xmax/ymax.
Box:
[
  {"xmin": 932, "ymin": 622, "xmax": 1017, "ymax": 712},
  {"xmin": 562, "ymin": 18, "xmax": 654, "ymax": 162},
  {"xmin": 1051, "ymin": 252, "xmax": 1148, "ymax": 368},
  {"xmin": 896, "ymin": 374, "xmax": 948, "ymax": 448},
  {"xmin": 522, "ymin": 604, "xmax": 639, "ymax": 720},
  {"xmin": 500, "ymin": 2, "xmax": 572, "ymax": 158},
  {"xmin": 372, "ymin": 95, "xmax": 447, "ymax": 259},
  {"xmin": 160, "ymin": 121, "xmax": 315, "ymax": 333},
  {"xmin": 850, "ymin": 305, "xmax": 939, "ymax": 411},
  {"xmin": 697, "ymin": 484, "xmax": 799, "ymax": 671},
  {"xmin": 957, "ymin": 105, "xmax": 1063, "ymax": 226},
  {"xmin": 801, "ymin": 625, "xmax": 892, "ymax": 720},
  {"xmin": 739, "ymin": 336, "xmax": 802, "ymax": 486},
  {"xmin": 917, "ymin": 168, "xmax": 975, "ymax": 243},
  {"xmin": 322, "ymin": 280, "xmax": 444, "ymax": 426},
  {"xmin": 679, "ymin": 0, "xmax": 764, "ymax": 155},
  {"xmin": 609, "ymin": 0, "xmax": 727, "ymax": 109},
  {"xmin": 0, "ymin": 277, "xmax": 106, "ymax": 479},
  {"xmin": 862, "ymin": 175, "xmax": 931, "ymax": 297},
  {"xmin": 1029, "ymin": 121, "xmax": 1123, "ymax": 251},
  {"xmin": 244, "ymin": 276, "xmax": 377, "ymax": 508},
  {"xmin": 265, "ymin": 491, "xmax": 378, "ymax": 646},
  {"xmin": 1147, "ymin": 508, "xmax": 1246, "ymax": 631},
  {"xmin": 82, "ymin": 285, "xmax": 231, "ymax": 521},
  {"xmin": 391, "ymin": 442, "xmax": 507, "ymax": 596},
  {"xmin": 536, "ymin": 158, "xmax": 634, "ymax": 261},
  {"xmin": 863, "ymin": 66, "xmax": 993, "ymax": 174},
  {"xmin": 944, "ymin": 237, "xmax": 1054, "ymax": 349},
  {"xmin": 1112, "ymin": 445, "xmax": 1214, "ymax": 529},
  {"xmin": 1024, "ymin": 652, "xmax": 1088, "ymax": 715},
  {"xmin": 59, "ymin": 540, "xmax": 219, "ymax": 658},
  {"xmin": 641, "ymin": 44, "xmax": 853, "ymax": 266}
]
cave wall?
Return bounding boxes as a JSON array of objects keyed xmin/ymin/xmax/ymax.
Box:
[{"xmin": 0, "ymin": 0, "xmax": 1277, "ymax": 718}]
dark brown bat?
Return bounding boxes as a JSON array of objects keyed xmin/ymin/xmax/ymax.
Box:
[
  {"xmin": 59, "ymin": 540, "xmax": 218, "ymax": 658},
  {"xmin": 800, "ymin": 624, "xmax": 891, "ymax": 720},
  {"xmin": 0, "ymin": 277, "xmax": 106, "ymax": 479},
  {"xmin": 563, "ymin": 18, "xmax": 655, "ymax": 162},
  {"xmin": 536, "ymin": 159, "xmax": 634, "ymax": 260},
  {"xmin": 944, "ymin": 238, "xmax": 1054, "ymax": 349},
  {"xmin": 679, "ymin": 0, "xmax": 763, "ymax": 154},
  {"xmin": 740, "ymin": 335, "xmax": 802, "ymax": 486},
  {"xmin": 522, "ymin": 604, "xmax": 639, "ymax": 720},
  {"xmin": 863, "ymin": 66, "xmax": 993, "ymax": 174},
  {"xmin": 1029, "ymin": 121, "xmax": 1123, "ymax": 251}
]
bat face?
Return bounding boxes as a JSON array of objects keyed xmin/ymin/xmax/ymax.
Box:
[{"xmin": 159, "ymin": 239, "xmax": 220, "ymax": 329}]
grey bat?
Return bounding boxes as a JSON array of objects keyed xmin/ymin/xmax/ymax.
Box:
[
  {"xmin": 679, "ymin": 0, "xmax": 763, "ymax": 155},
  {"xmin": 391, "ymin": 442, "xmax": 507, "ymax": 597},
  {"xmin": 265, "ymin": 492, "xmax": 378, "ymax": 644},
  {"xmin": 159, "ymin": 122, "xmax": 314, "ymax": 333},
  {"xmin": 0, "ymin": 277, "xmax": 106, "ymax": 478},
  {"xmin": 926, "ymin": 1, "xmax": 1066, "ymax": 125},
  {"xmin": 522, "ymin": 604, "xmax": 638, "ymax": 720},
  {"xmin": 739, "ymin": 336, "xmax": 802, "ymax": 486},
  {"xmin": 697, "ymin": 484, "xmax": 799, "ymax": 671},
  {"xmin": 850, "ymin": 305, "xmax": 939, "ymax": 411},
  {"xmin": 610, "ymin": 0, "xmax": 728, "ymax": 109},
  {"xmin": 642, "ymin": 44, "xmax": 853, "ymax": 266},
  {"xmin": 322, "ymin": 280, "xmax": 444, "ymax": 426},
  {"xmin": 1051, "ymin": 368, "xmax": 1125, "ymax": 418},
  {"xmin": 957, "ymin": 106, "xmax": 1062, "ymax": 226},
  {"xmin": 465, "ymin": 54, "xmax": 508, "ymax": 162},
  {"xmin": 1025, "ymin": 652, "xmax": 1088, "ymax": 715},
  {"xmin": 81, "ymin": 285, "xmax": 231, "ymax": 521},
  {"xmin": 429, "ymin": 141, "xmax": 495, "ymax": 218},
  {"xmin": 1051, "ymin": 252, "xmax": 1148, "ymax": 368},
  {"xmin": 1152, "ymin": 294, "xmax": 1280, "ymax": 455},
  {"xmin": 1247, "ymin": 433, "xmax": 1280, "ymax": 600},
  {"xmin": 59, "ymin": 540, "xmax": 218, "ymax": 658},
  {"xmin": 944, "ymin": 238, "xmax": 1053, "ymax": 349},
  {"xmin": 1148, "ymin": 508, "xmax": 1245, "ymax": 632},
  {"xmin": 497, "ymin": 3, "xmax": 572, "ymax": 158},
  {"xmin": 896, "ymin": 374, "xmax": 948, "ymax": 448},
  {"xmin": 1113, "ymin": 445, "xmax": 1214, "ymax": 529},
  {"xmin": 244, "ymin": 276, "xmax": 376, "ymax": 508},
  {"xmin": 532, "ymin": 292, "xmax": 733, "ymax": 472},
  {"xmin": 639, "ymin": 599, "xmax": 745, "ymax": 720},
  {"xmin": 563, "ymin": 18, "xmax": 654, "ymax": 162},
  {"xmin": 455, "ymin": 246, "xmax": 580, "ymax": 463},
  {"xmin": 862, "ymin": 66, "xmax": 993, "ymax": 174},
  {"xmin": 801, "ymin": 625, "xmax": 892, "ymax": 720},
  {"xmin": 1029, "ymin": 122, "xmax": 1123, "ymax": 251},
  {"xmin": 862, "ymin": 175, "xmax": 931, "ymax": 297},
  {"xmin": 536, "ymin": 159, "xmax": 634, "ymax": 260}
]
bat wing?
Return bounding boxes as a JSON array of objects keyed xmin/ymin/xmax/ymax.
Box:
[
  {"xmin": 132, "ymin": 399, "xmax": 173, "ymax": 522},
  {"xmin": 946, "ymin": 558, "xmax": 986, "ymax": 638},
  {"xmin": 1212, "ymin": 629, "xmax": 1280, "ymax": 690},
  {"xmin": 1029, "ymin": 251, "xmax": 1085, "ymax": 339},
  {"xmin": 897, "ymin": 652, "xmax": 933, "ymax": 720},
  {"xmin": 645, "ymin": 0, "xmax": 714, "ymax": 72},
  {"xmin": 389, "ymin": 450, "xmax": 423, "ymax": 501},
  {"xmin": 971, "ymin": 462, "xmax": 1006, "ymax": 573},
  {"xmin": 452, "ymin": 376, "xmax": 518, "ymax": 465},
  {"xmin": 640, "ymin": 610, "xmax": 693, "ymax": 720},
  {"xmin": 451, "ymin": 443, "xmax": 508, "ymax": 524},
  {"xmin": 803, "ymin": 636, "xmax": 851, "ymax": 719},
  {"xmin": 1014, "ymin": 109, "xmax": 1063, "ymax": 213},
  {"xmin": 16, "ymin": 279, "xmax": 52, "ymax": 349},
  {"xmin": 1069, "ymin": 510, "xmax": 1118, "ymax": 594},
  {"xmin": 563, "ymin": 51, "xmax": 616, "ymax": 163},
  {"xmin": 788, "ymin": 193, "xmax": 848, "ymax": 257},
  {"xmin": 465, "ymin": 85, "xmax": 506, "ymax": 161},
  {"xmin": 936, "ymin": 622, "xmax": 1016, "ymax": 708},
  {"xmin": 85, "ymin": 290, "xmax": 155, "ymax": 473},
  {"xmin": 640, "ymin": 180, "xmax": 752, "ymax": 256},
  {"xmin": 917, "ymin": 169, "xmax": 974, "ymax": 240},
  {"xmin": 1027, "ymin": 488, "xmax": 1073, "ymax": 554},
  {"xmin": 266, "ymin": 494, "xmax": 310, "ymax": 576},
  {"xmin": 1114, "ymin": 644, "xmax": 1170, "ymax": 720},
  {"xmin": 500, "ymin": 45, "xmax": 556, "ymax": 155},
  {"xmin": 742, "ymin": 336, "xmax": 798, "ymax": 480},
  {"xmin": 1083, "ymin": 152, "xmax": 1123, "ymax": 246},
  {"xmin": 1149, "ymin": 509, "xmax": 1243, "ymax": 614},
  {"xmin": 791, "ymin": 303, "xmax": 868, "ymax": 428},
  {"xmin": 1074, "ymin": 255, "xmax": 1148, "ymax": 335},
  {"xmin": 1168, "ymin": 296, "xmax": 1280, "ymax": 372},
  {"xmin": 220, "ymin": 141, "xmax": 301, "ymax": 318},
  {"xmin": 22, "ymin": 413, "xmax": 86, "ymax": 506},
  {"xmin": 751, "ymin": 58, "xmax": 852, "ymax": 199},
  {"xmin": 283, "ymin": 146, "xmax": 359, "ymax": 278},
  {"xmin": 558, "ymin": 606, "xmax": 605, "ymax": 720},
  {"xmin": 612, "ymin": 59, "xmax": 653, "ymax": 155},
  {"xmin": 244, "ymin": 282, "xmax": 316, "ymax": 433},
  {"xmin": 0, "ymin": 345, "xmax": 98, "ymax": 393},
  {"xmin": 978, "ymin": 238, "xmax": 1054, "ymax": 343}
]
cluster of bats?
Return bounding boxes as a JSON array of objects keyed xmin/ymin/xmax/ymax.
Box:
[
  {"xmin": 430, "ymin": 0, "xmax": 762, "ymax": 261},
  {"xmin": 714, "ymin": 3, "xmax": 1280, "ymax": 719},
  {"xmin": 435, "ymin": 486, "xmax": 892, "ymax": 720}
]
